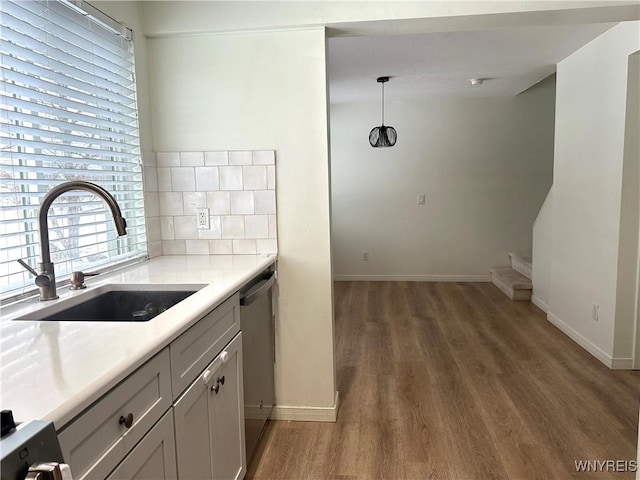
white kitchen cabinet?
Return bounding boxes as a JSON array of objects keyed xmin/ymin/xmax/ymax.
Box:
[
  {"xmin": 170, "ymin": 293, "xmax": 240, "ymax": 399},
  {"xmin": 174, "ymin": 332, "xmax": 246, "ymax": 480},
  {"xmin": 55, "ymin": 291, "xmax": 248, "ymax": 480},
  {"xmin": 58, "ymin": 348, "xmax": 173, "ymax": 480},
  {"xmin": 106, "ymin": 410, "xmax": 177, "ymax": 480}
]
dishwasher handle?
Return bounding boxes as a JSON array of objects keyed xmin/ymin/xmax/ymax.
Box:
[{"xmin": 240, "ymin": 272, "xmax": 276, "ymax": 306}]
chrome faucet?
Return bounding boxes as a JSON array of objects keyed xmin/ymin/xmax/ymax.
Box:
[{"xmin": 18, "ymin": 181, "xmax": 127, "ymax": 301}]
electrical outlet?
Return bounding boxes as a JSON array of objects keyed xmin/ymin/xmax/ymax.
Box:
[
  {"xmin": 362, "ymin": 251, "xmax": 369, "ymax": 261},
  {"xmin": 592, "ymin": 304, "xmax": 599, "ymax": 321},
  {"xmin": 417, "ymin": 194, "xmax": 426, "ymax": 205},
  {"xmin": 197, "ymin": 208, "xmax": 210, "ymax": 230}
]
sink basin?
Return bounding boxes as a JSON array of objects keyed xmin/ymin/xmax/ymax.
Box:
[{"xmin": 15, "ymin": 284, "xmax": 206, "ymax": 322}]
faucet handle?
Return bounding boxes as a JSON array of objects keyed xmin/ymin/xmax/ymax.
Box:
[
  {"xmin": 17, "ymin": 259, "xmax": 38, "ymax": 277},
  {"xmin": 69, "ymin": 271, "xmax": 101, "ymax": 290},
  {"xmin": 18, "ymin": 259, "xmax": 53, "ymax": 290}
]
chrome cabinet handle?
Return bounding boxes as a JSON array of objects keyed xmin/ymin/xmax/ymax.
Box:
[
  {"xmin": 211, "ymin": 375, "xmax": 225, "ymax": 394},
  {"xmin": 119, "ymin": 413, "xmax": 133, "ymax": 428}
]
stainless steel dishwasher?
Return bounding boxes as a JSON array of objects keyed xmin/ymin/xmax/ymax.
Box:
[{"xmin": 239, "ymin": 268, "xmax": 276, "ymax": 462}]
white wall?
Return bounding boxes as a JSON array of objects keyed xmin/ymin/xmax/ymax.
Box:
[
  {"xmin": 547, "ymin": 21, "xmax": 640, "ymax": 368},
  {"xmin": 144, "ymin": 28, "xmax": 337, "ymax": 416},
  {"xmin": 139, "ymin": 1, "xmax": 638, "ymax": 37},
  {"xmin": 330, "ymin": 76, "xmax": 555, "ymax": 279},
  {"xmin": 621, "ymin": 52, "xmax": 640, "ymax": 368},
  {"xmin": 617, "ymin": 50, "xmax": 639, "ymax": 365},
  {"xmin": 532, "ymin": 187, "xmax": 553, "ymax": 312}
]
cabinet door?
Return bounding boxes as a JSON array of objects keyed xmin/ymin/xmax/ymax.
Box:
[
  {"xmin": 211, "ymin": 333, "xmax": 246, "ymax": 480},
  {"xmin": 107, "ymin": 410, "xmax": 177, "ymax": 480},
  {"xmin": 173, "ymin": 369, "xmax": 214, "ymax": 480},
  {"xmin": 174, "ymin": 332, "xmax": 246, "ymax": 480}
]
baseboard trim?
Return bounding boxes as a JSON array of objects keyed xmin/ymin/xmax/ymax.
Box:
[
  {"xmin": 271, "ymin": 391, "xmax": 339, "ymax": 422},
  {"xmin": 531, "ymin": 295, "xmax": 549, "ymax": 313},
  {"xmin": 333, "ymin": 274, "xmax": 491, "ymax": 282},
  {"xmin": 610, "ymin": 357, "xmax": 634, "ymax": 370},
  {"xmin": 546, "ymin": 312, "xmax": 629, "ymax": 369}
]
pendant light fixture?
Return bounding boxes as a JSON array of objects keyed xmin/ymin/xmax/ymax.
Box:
[{"xmin": 369, "ymin": 76, "xmax": 397, "ymax": 148}]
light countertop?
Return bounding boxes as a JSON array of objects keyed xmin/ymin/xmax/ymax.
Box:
[{"xmin": 0, "ymin": 254, "xmax": 276, "ymax": 429}]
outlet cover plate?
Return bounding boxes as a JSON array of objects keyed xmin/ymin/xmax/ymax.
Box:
[{"xmin": 197, "ymin": 208, "xmax": 210, "ymax": 230}]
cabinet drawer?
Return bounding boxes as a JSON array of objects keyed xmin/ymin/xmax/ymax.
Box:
[
  {"xmin": 170, "ymin": 293, "xmax": 240, "ymax": 399},
  {"xmin": 58, "ymin": 348, "xmax": 172, "ymax": 480},
  {"xmin": 107, "ymin": 409, "xmax": 177, "ymax": 480}
]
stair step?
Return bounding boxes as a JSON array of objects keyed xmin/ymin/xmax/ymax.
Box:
[
  {"xmin": 508, "ymin": 252, "xmax": 532, "ymax": 280},
  {"xmin": 490, "ymin": 266, "xmax": 532, "ymax": 301}
]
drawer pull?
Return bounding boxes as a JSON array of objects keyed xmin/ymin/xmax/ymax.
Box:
[
  {"xmin": 217, "ymin": 375, "xmax": 225, "ymax": 386},
  {"xmin": 202, "ymin": 369, "xmax": 213, "ymax": 385},
  {"xmin": 118, "ymin": 413, "xmax": 133, "ymax": 428},
  {"xmin": 211, "ymin": 384, "xmax": 220, "ymax": 394}
]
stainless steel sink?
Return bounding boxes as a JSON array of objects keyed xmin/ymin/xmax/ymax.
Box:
[{"xmin": 15, "ymin": 284, "xmax": 206, "ymax": 322}]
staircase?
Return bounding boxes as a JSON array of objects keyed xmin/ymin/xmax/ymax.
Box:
[{"xmin": 490, "ymin": 252, "xmax": 532, "ymax": 301}]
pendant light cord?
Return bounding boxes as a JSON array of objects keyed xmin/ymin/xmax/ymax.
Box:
[{"xmin": 381, "ymin": 81, "xmax": 385, "ymax": 126}]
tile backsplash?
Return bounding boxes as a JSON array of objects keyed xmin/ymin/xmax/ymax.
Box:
[{"xmin": 142, "ymin": 150, "xmax": 277, "ymax": 256}]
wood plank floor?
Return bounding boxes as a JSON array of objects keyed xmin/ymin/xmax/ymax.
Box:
[{"xmin": 247, "ymin": 282, "xmax": 640, "ymax": 479}]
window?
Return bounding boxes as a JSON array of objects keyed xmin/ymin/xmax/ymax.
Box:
[{"xmin": 0, "ymin": 0, "xmax": 147, "ymax": 300}]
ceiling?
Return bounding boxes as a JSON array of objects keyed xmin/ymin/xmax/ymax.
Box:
[{"xmin": 327, "ymin": 22, "xmax": 615, "ymax": 104}]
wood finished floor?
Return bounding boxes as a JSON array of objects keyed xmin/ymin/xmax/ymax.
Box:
[{"xmin": 247, "ymin": 282, "xmax": 640, "ymax": 480}]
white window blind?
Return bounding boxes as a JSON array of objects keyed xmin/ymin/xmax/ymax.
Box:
[{"xmin": 0, "ymin": 0, "xmax": 147, "ymax": 300}]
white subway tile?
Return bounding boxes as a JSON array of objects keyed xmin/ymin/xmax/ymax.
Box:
[
  {"xmin": 159, "ymin": 192, "xmax": 183, "ymax": 216},
  {"xmin": 144, "ymin": 192, "xmax": 159, "ymax": 217},
  {"xmin": 256, "ymin": 239, "xmax": 278, "ymax": 254},
  {"xmin": 244, "ymin": 215, "xmax": 269, "ymax": 239},
  {"xmin": 182, "ymin": 192, "xmax": 207, "ymax": 216},
  {"xmin": 230, "ymin": 191, "xmax": 254, "ymax": 215},
  {"xmin": 186, "ymin": 239, "xmax": 210, "ymax": 255},
  {"xmin": 142, "ymin": 151, "xmax": 157, "ymax": 167},
  {"xmin": 219, "ymin": 166, "xmax": 243, "ymax": 190},
  {"xmin": 243, "ymin": 166, "xmax": 267, "ymax": 190},
  {"xmin": 143, "ymin": 166, "xmax": 158, "ymax": 192},
  {"xmin": 221, "ymin": 216, "xmax": 245, "ymax": 239},
  {"xmin": 157, "ymin": 168, "xmax": 172, "ymax": 191},
  {"xmin": 267, "ymin": 165, "xmax": 276, "ymax": 190},
  {"xmin": 162, "ymin": 240, "xmax": 186, "ymax": 255},
  {"xmin": 229, "ymin": 151, "xmax": 252, "ymax": 165},
  {"xmin": 147, "ymin": 241, "xmax": 163, "ymax": 258},
  {"xmin": 268, "ymin": 215, "xmax": 278, "ymax": 239},
  {"xmin": 196, "ymin": 167, "xmax": 220, "ymax": 191},
  {"xmin": 205, "ymin": 151, "xmax": 229, "ymax": 166},
  {"xmin": 209, "ymin": 239, "xmax": 233, "ymax": 254},
  {"xmin": 197, "ymin": 216, "xmax": 222, "ymax": 239},
  {"xmin": 180, "ymin": 151, "xmax": 204, "ymax": 166},
  {"xmin": 254, "ymin": 190, "xmax": 276, "ymax": 214},
  {"xmin": 160, "ymin": 217, "xmax": 174, "ymax": 240},
  {"xmin": 146, "ymin": 216, "xmax": 161, "ymax": 242},
  {"xmin": 207, "ymin": 191, "xmax": 231, "ymax": 215},
  {"xmin": 157, "ymin": 152, "xmax": 180, "ymax": 167},
  {"xmin": 171, "ymin": 167, "xmax": 196, "ymax": 191},
  {"xmin": 233, "ymin": 239, "xmax": 256, "ymax": 254},
  {"xmin": 174, "ymin": 216, "xmax": 197, "ymax": 239},
  {"xmin": 252, "ymin": 150, "xmax": 275, "ymax": 165}
]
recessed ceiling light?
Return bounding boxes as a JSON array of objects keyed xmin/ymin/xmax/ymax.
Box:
[{"xmin": 470, "ymin": 78, "xmax": 485, "ymax": 86}]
